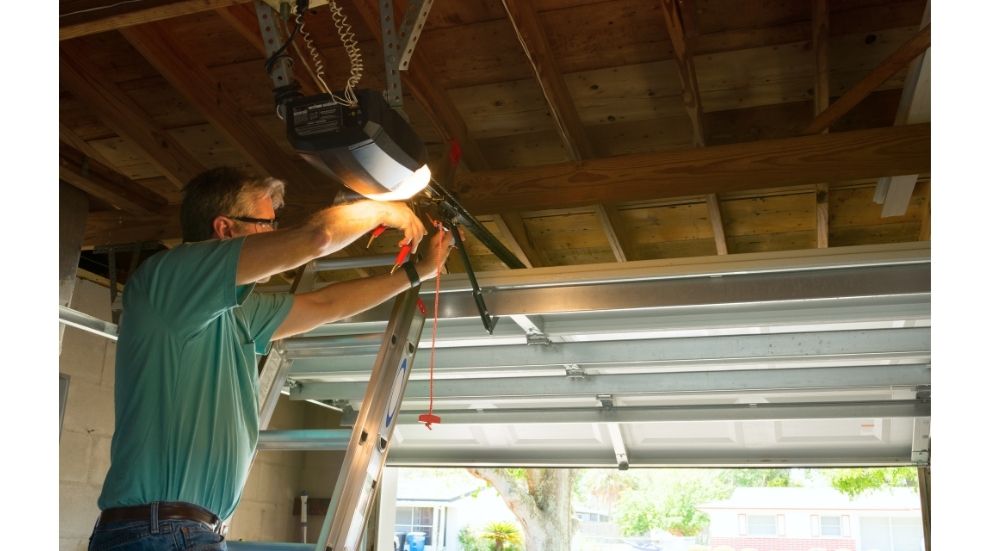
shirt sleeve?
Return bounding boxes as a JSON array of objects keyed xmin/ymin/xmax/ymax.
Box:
[
  {"xmin": 130, "ymin": 238, "xmax": 249, "ymax": 336},
  {"xmin": 239, "ymin": 292, "xmax": 295, "ymax": 354}
]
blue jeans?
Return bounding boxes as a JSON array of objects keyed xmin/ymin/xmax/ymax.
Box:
[{"xmin": 88, "ymin": 505, "xmax": 226, "ymax": 551}]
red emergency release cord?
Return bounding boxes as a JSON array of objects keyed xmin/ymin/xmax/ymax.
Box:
[{"xmin": 418, "ymin": 219, "xmax": 446, "ymax": 430}]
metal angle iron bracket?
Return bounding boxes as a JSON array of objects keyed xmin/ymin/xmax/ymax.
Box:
[{"xmin": 379, "ymin": 0, "xmax": 433, "ymax": 109}]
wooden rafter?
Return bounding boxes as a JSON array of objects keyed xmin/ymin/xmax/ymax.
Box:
[
  {"xmin": 60, "ymin": 47, "xmax": 205, "ymax": 189},
  {"xmin": 489, "ymin": 215, "xmax": 535, "ymax": 269},
  {"xmin": 813, "ymin": 0, "xmax": 830, "ymax": 249},
  {"xmin": 501, "ymin": 0, "xmax": 594, "ymax": 160},
  {"xmin": 593, "ymin": 205, "xmax": 628, "ymax": 262},
  {"xmin": 349, "ymin": 0, "xmax": 489, "ymax": 171},
  {"xmin": 120, "ymin": 22, "xmax": 319, "ymax": 193},
  {"xmin": 60, "ymin": 0, "xmax": 247, "ymax": 40},
  {"xmin": 85, "ymin": 206, "xmax": 182, "ymax": 249},
  {"xmin": 60, "ymin": 143, "xmax": 168, "ymax": 216},
  {"xmin": 456, "ymin": 124, "xmax": 931, "ymax": 214},
  {"xmin": 498, "ymin": 213, "xmax": 548, "ymax": 268},
  {"xmin": 661, "ymin": 0, "xmax": 728, "ymax": 255},
  {"xmin": 804, "ymin": 25, "xmax": 931, "ymax": 135}
]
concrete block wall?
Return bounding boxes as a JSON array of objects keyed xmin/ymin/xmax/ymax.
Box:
[
  {"xmin": 59, "ymin": 279, "xmax": 117, "ymax": 551},
  {"xmin": 59, "ymin": 277, "xmax": 339, "ymax": 548}
]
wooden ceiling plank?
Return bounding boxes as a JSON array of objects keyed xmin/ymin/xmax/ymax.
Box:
[
  {"xmin": 120, "ymin": 22, "xmax": 317, "ymax": 191},
  {"xmin": 215, "ymin": 3, "xmax": 324, "ymax": 98},
  {"xmin": 705, "ymin": 194, "xmax": 729, "ymax": 255},
  {"xmin": 60, "ymin": 47, "xmax": 206, "ymax": 189},
  {"xmin": 490, "ymin": 215, "xmax": 535, "ymax": 269},
  {"xmin": 60, "ymin": 0, "xmax": 248, "ymax": 41},
  {"xmin": 813, "ymin": 0, "xmax": 830, "ymax": 249},
  {"xmin": 804, "ymin": 25, "xmax": 930, "ymax": 135},
  {"xmin": 501, "ymin": 0, "xmax": 594, "ymax": 160},
  {"xmin": 456, "ymin": 123, "xmax": 931, "ymax": 214},
  {"xmin": 349, "ymin": 0, "xmax": 489, "ymax": 171},
  {"xmin": 499, "ymin": 213, "xmax": 548, "ymax": 268},
  {"xmin": 60, "ymin": 123, "xmax": 114, "ymax": 166},
  {"xmin": 593, "ymin": 205, "xmax": 628, "ymax": 262},
  {"xmin": 60, "ymin": 142, "xmax": 168, "ymax": 216}
]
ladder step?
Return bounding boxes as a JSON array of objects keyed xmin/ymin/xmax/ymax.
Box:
[{"xmin": 258, "ymin": 429, "xmax": 351, "ymax": 451}]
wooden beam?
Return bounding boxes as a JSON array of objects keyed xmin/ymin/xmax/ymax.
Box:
[
  {"xmin": 60, "ymin": 142, "xmax": 168, "ymax": 216},
  {"xmin": 455, "ymin": 124, "xmax": 931, "ymax": 214},
  {"xmin": 349, "ymin": 0, "xmax": 489, "ymax": 171},
  {"xmin": 660, "ymin": 0, "xmax": 705, "ymax": 148},
  {"xmin": 60, "ymin": 123, "xmax": 114, "ymax": 166},
  {"xmin": 121, "ymin": 22, "xmax": 318, "ymax": 192},
  {"xmin": 804, "ymin": 25, "xmax": 930, "ymax": 135},
  {"xmin": 60, "ymin": 47, "xmax": 205, "ymax": 189},
  {"xmin": 593, "ymin": 205, "xmax": 628, "ymax": 262},
  {"xmin": 705, "ymin": 195, "xmax": 729, "ymax": 256},
  {"xmin": 84, "ymin": 205, "xmax": 181, "ymax": 249},
  {"xmin": 498, "ymin": 213, "xmax": 548, "ymax": 267},
  {"xmin": 489, "ymin": 215, "xmax": 535, "ymax": 269},
  {"xmin": 60, "ymin": 0, "xmax": 247, "ymax": 40},
  {"xmin": 813, "ymin": 0, "xmax": 830, "ymax": 249},
  {"xmin": 661, "ymin": 0, "xmax": 727, "ymax": 255},
  {"xmin": 501, "ymin": 0, "xmax": 594, "ymax": 160}
]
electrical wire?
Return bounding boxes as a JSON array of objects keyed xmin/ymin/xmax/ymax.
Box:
[
  {"xmin": 60, "ymin": 0, "xmax": 145, "ymax": 18},
  {"xmin": 294, "ymin": 13, "xmax": 332, "ymax": 95},
  {"xmin": 326, "ymin": 0, "xmax": 363, "ymax": 107}
]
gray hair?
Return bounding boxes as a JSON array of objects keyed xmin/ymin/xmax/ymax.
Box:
[{"xmin": 180, "ymin": 167, "xmax": 286, "ymax": 242}]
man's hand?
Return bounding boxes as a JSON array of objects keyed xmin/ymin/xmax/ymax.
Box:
[
  {"xmin": 415, "ymin": 226, "xmax": 461, "ymax": 280},
  {"xmin": 317, "ymin": 200, "xmax": 427, "ymax": 254}
]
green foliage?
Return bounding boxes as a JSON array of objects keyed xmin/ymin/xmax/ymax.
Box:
[
  {"xmin": 824, "ymin": 467, "xmax": 918, "ymax": 498},
  {"xmin": 458, "ymin": 527, "xmax": 486, "ymax": 551},
  {"xmin": 481, "ymin": 521, "xmax": 524, "ymax": 551},
  {"xmin": 614, "ymin": 471, "xmax": 730, "ymax": 537},
  {"xmin": 718, "ymin": 469, "xmax": 796, "ymax": 488}
]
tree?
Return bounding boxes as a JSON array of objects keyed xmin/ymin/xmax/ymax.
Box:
[
  {"xmin": 482, "ymin": 521, "xmax": 523, "ymax": 551},
  {"xmin": 615, "ymin": 470, "xmax": 732, "ymax": 537},
  {"xmin": 719, "ymin": 469, "xmax": 795, "ymax": 488},
  {"xmin": 466, "ymin": 468, "xmax": 572, "ymax": 551},
  {"xmin": 822, "ymin": 467, "xmax": 918, "ymax": 498}
]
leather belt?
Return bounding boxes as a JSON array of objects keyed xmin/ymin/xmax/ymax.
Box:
[{"xmin": 99, "ymin": 502, "xmax": 222, "ymax": 531}]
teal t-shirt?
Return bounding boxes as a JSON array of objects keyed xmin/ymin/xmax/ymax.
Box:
[{"xmin": 97, "ymin": 237, "xmax": 294, "ymax": 520}]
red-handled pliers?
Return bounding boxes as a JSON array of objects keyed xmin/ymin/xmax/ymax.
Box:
[{"xmin": 367, "ymin": 224, "xmax": 413, "ymax": 274}]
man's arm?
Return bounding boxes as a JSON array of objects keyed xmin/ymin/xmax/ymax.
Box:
[
  {"xmin": 235, "ymin": 200, "xmax": 427, "ymax": 285},
  {"xmin": 272, "ymin": 229, "xmax": 455, "ymax": 339}
]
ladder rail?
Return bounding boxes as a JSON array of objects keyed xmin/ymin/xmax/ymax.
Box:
[{"xmin": 315, "ymin": 287, "xmax": 426, "ymax": 550}]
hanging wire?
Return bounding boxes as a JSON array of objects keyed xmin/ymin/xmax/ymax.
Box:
[
  {"xmin": 326, "ymin": 0, "xmax": 363, "ymax": 107},
  {"xmin": 294, "ymin": 12, "xmax": 331, "ymax": 94}
]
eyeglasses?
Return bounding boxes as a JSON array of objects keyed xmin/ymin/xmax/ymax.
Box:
[{"xmin": 228, "ymin": 215, "xmax": 279, "ymax": 230}]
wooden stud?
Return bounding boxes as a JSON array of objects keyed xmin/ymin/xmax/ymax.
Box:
[
  {"xmin": 813, "ymin": 0, "xmax": 830, "ymax": 249},
  {"xmin": 60, "ymin": 0, "xmax": 248, "ymax": 40},
  {"xmin": 660, "ymin": 0, "xmax": 705, "ymax": 148},
  {"xmin": 705, "ymin": 194, "xmax": 729, "ymax": 255},
  {"xmin": 501, "ymin": 0, "xmax": 594, "ymax": 160},
  {"xmin": 804, "ymin": 25, "xmax": 930, "ymax": 135},
  {"xmin": 60, "ymin": 142, "xmax": 168, "ymax": 216},
  {"xmin": 498, "ymin": 213, "xmax": 549, "ymax": 267},
  {"xmin": 60, "ymin": 47, "xmax": 205, "ymax": 189},
  {"xmin": 120, "ymin": 22, "xmax": 318, "ymax": 192},
  {"xmin": 456, "ymin": 123, "xmax": 930, "ymax": 214},
  {"xmin": 593, "ymin": 205, "xmax": 628, "ymax": 262}
]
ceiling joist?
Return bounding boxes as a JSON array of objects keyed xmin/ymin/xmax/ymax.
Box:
[
  {"xmin": 60, "ymin": 143, "xmax": 168, "ymax": 217},
  {"xmin": 60, "ymin": 0, "xmax": 248, "ymax": 41},
  {"xmin": 813, "ymin": 0, "xmax": 831, "ymax": 249},
  {"xmin": 60, "ymin": 47, "xmax": 205, "ymax": 189},
  {"xmin": 456, "ymin": 123, "xmax": 930, "ymax": 214}
]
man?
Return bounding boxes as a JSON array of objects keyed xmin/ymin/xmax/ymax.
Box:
[{"xmin": 89, "ymin": 166, "xmax": 455, "ymax": 550}]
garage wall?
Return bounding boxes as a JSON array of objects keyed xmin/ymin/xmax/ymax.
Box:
[{"xmin": 58, "ymin": 278, "xmax": 319, "ymax": 549}]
